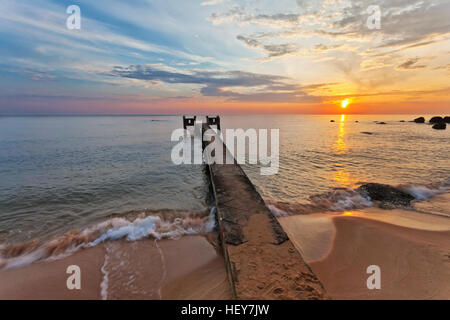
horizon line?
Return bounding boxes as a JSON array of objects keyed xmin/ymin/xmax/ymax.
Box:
[{"xmin": 0, "ymin": 112, "xmax": 447, "ymax": 117}]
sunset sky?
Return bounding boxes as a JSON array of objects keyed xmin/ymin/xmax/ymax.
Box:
[{"xmin": 0, "ymin": 0, "xmax": 449, "ymax": 114}]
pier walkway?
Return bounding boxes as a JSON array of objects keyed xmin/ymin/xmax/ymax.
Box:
[{"xmin": 184, "ymin": 116, "xmax": 327, "ymax": 300}]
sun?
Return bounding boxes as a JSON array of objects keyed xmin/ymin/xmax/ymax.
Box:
[{"xmin": 341, "ymin": 99, "xmax": 350, "ymax": 109}]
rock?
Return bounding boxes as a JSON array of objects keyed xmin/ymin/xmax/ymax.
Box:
[
  {"xmin": 399, "ymin": 120, "xmax": 406, "ymax": 122},
  {"xmin": 432, "ymin": 122, "xmax": 446, "ymax": 130},
  {"xmin": 357, "ymin": 183, "xmax": 415, "ymax": 207},
  {"xmin": 361, "ymin": 132, "xmax": 373, "ymax": 135},
  {"xmin": 330, "ymin": 120, "xmax": 335, "ymax": 122},
  {"xmin": 376, "ymin": 122, "xmax": 387, "ymax": 125},
  {"xmin": 413, "ymin": 117, "xmax": 425, "ymax": 123},
  {"xmin": 429, "ymin": 116, "xmax": 444, "ymax": 124},
  {"xmin": 355, "ymin": 121, "xmax": 359, "ymax": 123},
  {"xmin": 444, "ymin": 116, "xmax": 450, "ymax": 123}
]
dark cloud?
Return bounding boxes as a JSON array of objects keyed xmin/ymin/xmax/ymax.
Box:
[
  {"xmin": 236, "ymin": 35, "xmax": 259, "ymax": 48},
  {"xmin": 397, "ymin": 58, "xmax": 426, "ymax": 70},
  {"xmin": 108, "ymin": 65, "xmax": 284, "ymax": 87},
  {"xmin": 263, "ymin": 43, "xmax": 298, "ymax": 58},
  {"xmin": 253, "ymin": 13, "xmax": 300, "ymax": 24},
  {"xmin": 107, "ymin": 65, "xmax": 323, "ymax": 103},
  {"xmin": 236, "ymin": 35, "xmax": 298, "ymax": 59},
  {"xmin": 1, "ymin": 65, "xmax": 56, "ymax": 82}
]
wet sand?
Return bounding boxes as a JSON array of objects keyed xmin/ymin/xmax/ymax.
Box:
[
  {"xmin": 0, "ymin": 235, "xmax": 231, "ymax": 300},
  {"xmin": 279, "ymin": 209, "xmax": 450, "ymax": 300},
  {"xmin": 0, "ymin": 244, "xmax": 105, "ymax": 300},
  {"xmin": 413, "ymin": 192, "xmax": 450, "ymax": 218}
]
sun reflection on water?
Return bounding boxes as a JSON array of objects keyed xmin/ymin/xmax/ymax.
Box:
[
  {"xmin": 334, "ymin": 114, "xmax": 348, "ymax": 154},
  {"xmin": 332, "ymin": 115, "xmax": 358, "ymax": 189}
]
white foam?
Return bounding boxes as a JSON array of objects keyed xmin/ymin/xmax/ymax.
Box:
[
  {"xmin": 0, "ymin": 209, "xmax": 216, "ymax": 271},
  {"xmin": 154, "ymin": 239, "xmax": 166, "ymax": 300},
  {"xmin": 89, "ymin": 209, "xmax": 216, "ymax": 246},
  {"xmin": 333, "ymin": 193, "xmax": 374, "ymax": 211},
  {"xmin": 100, "ymin": 252, "xmax": 109, "ymax": 300},
  {"xmin": 405, "ymin": 185, "xmax": 449, "ymax": 201},
  {"xmin": 311, "ymin": 189, "xmax": 374, "ymax": 212},
  {"xmin": 2, "ymin": 248, "xmax": 47, "ymax": 270},
  {"xmin": 267, "ymin": 204, "xmax": 290, "ymax": 217}
]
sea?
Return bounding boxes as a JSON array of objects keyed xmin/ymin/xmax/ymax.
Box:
[{"xmin": 0, "ymin": 114, "xmax": 449, "ymax": 269}]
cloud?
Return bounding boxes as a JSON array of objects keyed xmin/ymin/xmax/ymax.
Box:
[
  {"xmin": 396, "ymin": 58, "xmax": 426, "ymax": 70},
  {"xmin": 107, "ymin": 64, "xmax": 323, "ymax": 103},
  {"xmin": 214, "ymin": 0, "xmax": 450, "ymax": 58},
  {"xmin": 236, "ymin": 35, "xmax": 298, "ymax": 59},
  {"xmin": 201, "ymin": 0, "xmax": 224, "ymax": 6},
  {"xmin": 1, "ymin": 0, "xmax": 448, "ymax": 113},
  {"xmin": 327, "ymin": 0, "xmax": 450, "ymax": 48},
  {"xmin": 263, "ymin": 44, "xmax": 298, "ymax": 58},
  {"xmin": 0, "ymin": 1, "xmax": 213, "ymax": 64},
  {"xmin": 433, "ymin": 64, "xmax": 450, "ymax": 71},
  {"xmin": 236, "ymin": 35, "xmax": 260, "ymax": 48},
  {"xmin": 313, "ymin": 44, "xmax": 345, "ymax": 52},
  {"xmin": 2, "ymin": 65, "xmax": 56, "ymax": 81},
  {"xmin": 210, "ymin": 7, "xmax": 302, "ymax": 27}
]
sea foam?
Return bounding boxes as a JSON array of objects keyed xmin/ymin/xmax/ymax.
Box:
[{"xmin": 0, "ymin": 208, "xmax": 216, "ymax": 271}]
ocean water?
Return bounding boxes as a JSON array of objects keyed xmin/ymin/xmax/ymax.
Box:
[
  {"xmin": 0, "ymin": 114, "xmax": 449, "ymax": 268},
  {"xmin": 0, "ymin": 116, "xmax": 208, "ymax": 244},
  {"xmin": 223, "ymin": 114, "xmax": 449, "ymax": 207}
]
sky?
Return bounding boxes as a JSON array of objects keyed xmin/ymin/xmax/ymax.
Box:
[{"xmin": 0, "ymin": 0, "xmax": 449, "ymax": 114}]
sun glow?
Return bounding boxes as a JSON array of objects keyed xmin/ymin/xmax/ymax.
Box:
[{"xmin": 341, "ymin": 99, "xmax": 350, "ymax": 109}]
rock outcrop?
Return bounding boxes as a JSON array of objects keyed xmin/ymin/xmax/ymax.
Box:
[
  {"xmin": 430, "ymin": 116, "xmax": 444, "ymax": 124},
  {"xmin": 432, "ymin": 122, "xmax": 446, "ymax": 130},
  {"xmin": 357, "ymin": 183, "xmax": 415, "ymax": 207}
]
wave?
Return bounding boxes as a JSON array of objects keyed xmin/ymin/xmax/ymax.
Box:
[
  {"xmin": 0, "ymin": 208, "xmax": 216, "ymax": 271},
  {"xmin": 268, "ymin": 178, "xmax": 450, "ymax": 217},
  {"xmin": 400, "ymin": 178, "xmax": 450, "ymax": 201}
]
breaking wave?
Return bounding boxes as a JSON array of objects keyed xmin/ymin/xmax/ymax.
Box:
[
  {"xmin": 0, "ymin": 208, "xmax": 216, "ymax": 271},
  {"xmin": 268, "ymin": 178, "xmax": 450, "ymax": 217},
  {"xmin": 400, "ymin": 178, "xmax": 450, "ymax": 201}
]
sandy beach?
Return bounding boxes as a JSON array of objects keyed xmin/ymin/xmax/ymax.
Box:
[
  {"xmin": 2, "ymin": 196, "xmax": 450, "ymax": 300},
  {"xmin": 279, "ymin": 205, "xmax": 450, "ymax": 300},
  {"xmin": 0, "ymin": 235, "xmax": 231, "ymax": 300}
]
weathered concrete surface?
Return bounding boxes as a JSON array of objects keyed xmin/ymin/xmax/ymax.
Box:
[{"xmin": 203, "ymin": 124, "xmax": 327, "ymax": 300}]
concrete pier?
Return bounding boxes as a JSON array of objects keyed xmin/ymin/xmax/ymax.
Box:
[{"xmin": 198, "ymin": 119, "xmax": 327, "ymax": 300}]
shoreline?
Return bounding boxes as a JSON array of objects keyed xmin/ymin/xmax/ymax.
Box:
[
  {"xmin": 0, "ymin": 235, "xmax": 231, "ymax": 300},
  {"xmin": 1, "ymin": 194, "xmax": 449, "ymax": 300}
]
